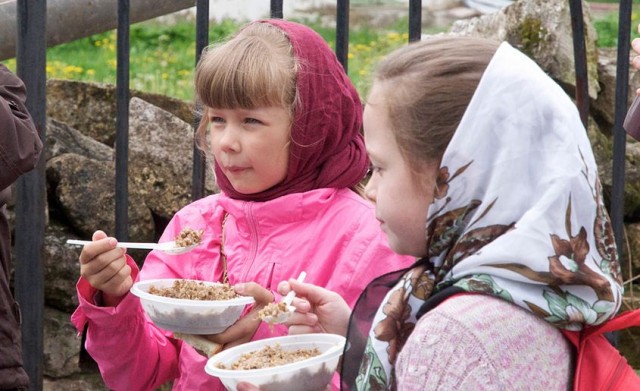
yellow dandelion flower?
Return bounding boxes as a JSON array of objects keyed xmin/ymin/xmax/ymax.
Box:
[{"xmin": 388, "ymin": 32, "xmax": 401, "ymax": 41}]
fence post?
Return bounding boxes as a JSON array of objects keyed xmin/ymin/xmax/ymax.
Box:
[
  {"xmin": 14, "ymin": 0, "xmax": 47, "ymax": 389},
  {"xmin": 568, "ymin": 0, "xmax": 589, "ymax": 128},
  {"xmin": 271, "ymin": 0, "xmax": 283, "ymax": 19},
  {"xmin": 336, "ymin": 0, "xmax": 350, "ymax": 72},
  {"xmin": 612, "ymin": 0, "xmax": 633, "ymax": 262},
  {"xmin": 115, "ymin": 0, "xmax": 130, "ymax": 241},
  {"xmin": 610, "ymin": 4, "xmax": 633, "ymax": 348},
  {"xmin": 409, "ymin": 0, "xmax": 422, "ymax": 42},
  {"xmin": 192, "ymin": 0, "xmax": 209, "ymax": 201}
]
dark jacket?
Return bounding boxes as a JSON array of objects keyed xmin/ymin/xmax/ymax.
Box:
[{"xmin": 0, "ymin": 64, "xmax": 42, "ymax": 389}]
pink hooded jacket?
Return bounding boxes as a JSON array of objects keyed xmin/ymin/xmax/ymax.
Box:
[
  {"xmin": 71, "ymin": 19, "xmax": 413, "ymax": 390},
  {"xmin": 72, "ymin": 188, "xmax": 413, "ymax": 390}
]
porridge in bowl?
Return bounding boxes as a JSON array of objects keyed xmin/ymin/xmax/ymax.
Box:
[
  {"xmin": 205, "ymin": 333, "xmax": 346, "ymax": 391},
  {"xmin": 148, "ymin": 279, "xmax": 238, "ymax": 301},
  {"xmin": 217, "ymin": 343, "xmax": 321, "ymax": 370},
  {"xmin": 130, "ymin": 279, "xmax": 254, "ymax": 334}
]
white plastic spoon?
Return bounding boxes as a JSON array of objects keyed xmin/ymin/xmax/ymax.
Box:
[
  {"xmin": 260, "ymin": 271, "xmax": 307, "ymax": 324},
  {"xmin": 65, "ymin": 239, "xmax": 199, "ymax": 255}
]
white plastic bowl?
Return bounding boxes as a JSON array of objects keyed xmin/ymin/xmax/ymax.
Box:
[
  {"xmin": 130, "ymin": 279, "xmax": 255, "ymax": 334},
  {"xmin": 205, "ymin": 333, "xmax": 346, "ymax": 391}
]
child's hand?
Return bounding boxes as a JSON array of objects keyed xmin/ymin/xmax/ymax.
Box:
[
  {"xmin": 79, "ymin": 230, "xmax": 133, "ymax": 305},
  {"xmin": 633, "ymin": 25, "xmax": 640, "ymax": 94},
  {"xmin": 633, "ymin": 37, "xmax": 640, "ymax": 70},
  {"xmin": 277, "ymin": 280, "xmax": 351, "ymax": 337},
  {"xmin": 203, "ymin": 282, "xmax": 274, "ymax": 349}
]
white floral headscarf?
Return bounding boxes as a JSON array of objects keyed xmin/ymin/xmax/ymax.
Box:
[{"xmin": 344, "ymin": 41, "xmax": 623, "ymax": 390}]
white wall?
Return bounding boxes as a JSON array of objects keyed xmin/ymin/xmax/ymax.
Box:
[{"xmin": 206, "ymin": 0, "xmax": 408, "ymax": 22}]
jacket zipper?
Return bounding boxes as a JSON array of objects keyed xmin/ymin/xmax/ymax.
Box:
[{"xmin": 241, "ymin": 202, "xmax": 260, "ymax": 282}]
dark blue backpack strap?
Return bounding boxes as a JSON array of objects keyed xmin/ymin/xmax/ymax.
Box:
[{"xmin": 416, "ymin": 285, "xmax": 469, "ymax": 320}]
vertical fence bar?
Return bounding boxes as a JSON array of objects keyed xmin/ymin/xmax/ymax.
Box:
[
  {"xmin": 336, "ymin": 0, "xmax": 350, "ymax": 72},
  {"xmin": 568, "ymin": 0, "xmax": 589, "ymax": 128},
  {"xmin": 115, "ymin": 0, "xmax": 130, "ymax": 240},
  {"xmin": 15, "ymin": 0, "xmax": 46, "ymax": 388},
  {"xmin": 271, "ymin": 0, "xmax": 283, "ymax": 19},
  {"xmin": 612, "ymin": 0, "xmax": 633, "ymax": 258},
  {"xmin": 192, "ymin": 0, "xmax": 209, "ymax": 201},
  {"xmin": 408, "ymin": 0, "xmax": 422, "ymax": 42}
]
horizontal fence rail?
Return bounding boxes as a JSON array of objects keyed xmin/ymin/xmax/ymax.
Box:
[{"xmin": 11, "ymin": 0, "xmax": 632, "ymax": 389}]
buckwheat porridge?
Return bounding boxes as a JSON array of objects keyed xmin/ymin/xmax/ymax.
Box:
[
  {"xmin": 148, "ymin": 279, "xmax": 238, "ymax": 301},
  {"xmin": 174, "ymin": 227, "xmax": 204, "ymax": 248},
  {"xmin": 217, "ymin": 343, "xmax": 321, "ymax": 370},
  {"xmin": 258, "ymin": 301, "xmax": 289, "ymax": 322}
]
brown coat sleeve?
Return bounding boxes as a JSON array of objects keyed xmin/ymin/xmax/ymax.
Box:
[
  {"xmin": 0, "ymin": 63, "xmax": 38, "ymax": 388},
  {"xmin": 0, "ymin": 63, "xmax": 43, "ymax": 190}
]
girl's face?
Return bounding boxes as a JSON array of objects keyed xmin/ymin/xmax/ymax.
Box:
[
  {"xmin": 363, "ymin": 84, "xmax": 438, "ymax": 257},
  {"xmin": 209, "ymin": 106, "xmax": 291, "ymax": 194}
]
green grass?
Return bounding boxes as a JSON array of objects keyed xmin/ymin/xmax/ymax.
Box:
[
  {"xmin": 586, "ymin": 0, "xmax": 640, "ymax": 47},
  {"xmin": 14, "ymin": 19, "xmax": 243, "ymax": 101},
  {"xmin": 594, "ymin": 10, "xmax": 640, "ymax": 48},
  {"xmin": 3, "ymin": 17, "xmax": 419, "ymax": 101}
]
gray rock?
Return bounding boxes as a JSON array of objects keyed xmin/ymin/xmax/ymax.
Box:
[
  {"xmin": 593, "ymin": 48, "xmax": 640, "ymax": 130},
  {"xmin": 43, "ymin": 307, "xmax": 82, "ymax": 378},
  {"xmin": 128, "ymin": 97, "xmax": 216, "ymax": 220},
  {"xmin": 43, "ymin": 221, "xmax": 82, "ymax": 313},
  {"xmin": 46, "ymin": 153, "xmax": 155, "ymax": 241},
  {"xmin": 44, "ymin": 372, "xmax": 108, "ymax": 391},
  {"xmin": 450, "ymin": 0, "xmax": 599, "ymax": 99},
  {"xmin": 47, "ymin": 79, "xmax": 117, "ymax": 146},
  {"xmin": 47, "ymin": 79, "xmax": 196, "ymax": 147},
  {"xmin": 46, "ymin": 118, "xmax": 113, "ymax": 162}
]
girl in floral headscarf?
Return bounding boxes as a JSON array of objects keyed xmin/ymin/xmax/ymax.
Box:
[
  {"xmin": 260, "ymin": 35, "xmax": 623, "ymax": 390},
  {"xmin": 71, "ymin": 20, "xmax": 412, "ymax": 391}
]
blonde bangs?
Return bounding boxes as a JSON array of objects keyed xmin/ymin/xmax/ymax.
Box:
[{"xmin": 195, "ymin": 24, "xmax": 297, "ymax": 111}]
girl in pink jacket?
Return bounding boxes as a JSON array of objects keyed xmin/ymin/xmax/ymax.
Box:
[{"xmin": 71, "ymin": 19, "xmax": 412, "ymax": 390}]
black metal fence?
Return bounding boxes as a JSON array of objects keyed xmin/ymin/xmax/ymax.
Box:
[{"xmin": 11, "ymin": 0, "xmax": 634, "ymax": 389}]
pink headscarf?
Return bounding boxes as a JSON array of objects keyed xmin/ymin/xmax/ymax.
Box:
[{"xmin": 214, "ymin": 19, "xmax": 368, "ymax": 201}]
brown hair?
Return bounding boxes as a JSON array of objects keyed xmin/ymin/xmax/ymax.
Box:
[
  {"xmin": 371, "ymin": 35, "xmax": 499, "ymax": 174},
  {"xmin": 194, "ymin": 22, "xmax": 299, "ymax": 149}
]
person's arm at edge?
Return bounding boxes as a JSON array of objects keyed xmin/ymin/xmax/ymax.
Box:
[{"xmin": 0, "ymin": 64, "xmax": 42, "ymax": 188}]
